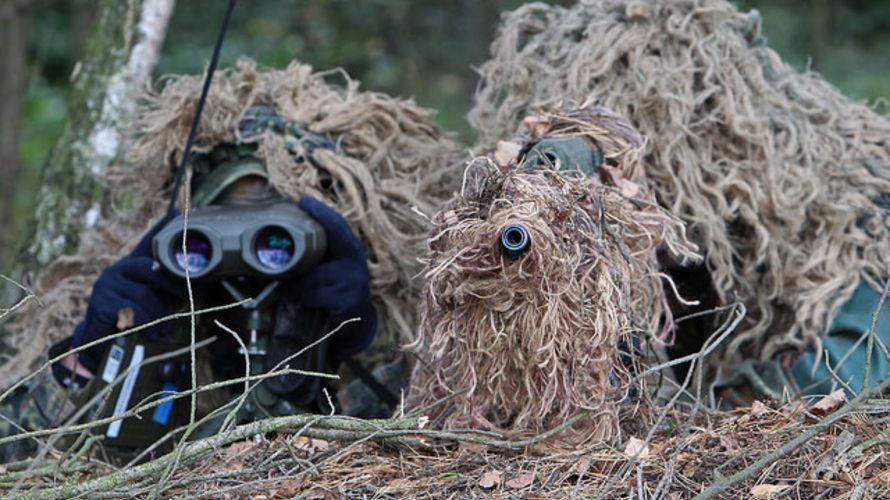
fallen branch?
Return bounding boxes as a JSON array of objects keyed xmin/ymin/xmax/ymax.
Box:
[{"xmin": 15, "ymin": 409, "xmax": 587, "ymax": 499}]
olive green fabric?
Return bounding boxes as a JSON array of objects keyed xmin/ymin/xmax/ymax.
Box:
[
  {"xmin": 789, "ymin": 282, "xmax": 890, "ymax": 396},
  {"xmin": 712, "ymin": 281, "xmax": 890, "ymax": 406},
  {"xmin": 522, "ymin": 136, "xmax": 604, "ymax": 176},
  {"xmin": 192, "ymin": 157, "xmax": 269, "ymax": 207}
]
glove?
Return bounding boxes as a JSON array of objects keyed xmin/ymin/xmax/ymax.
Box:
[
  {"xmin": 285, "ymin": 196, "xmax": 378, "ymax": 357},
  {"xmin": 72, "ymin": 212, "xmax": 187, "ymax": 373}
]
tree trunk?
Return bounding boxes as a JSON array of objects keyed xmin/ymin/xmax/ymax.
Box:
[
  {"xmin": 0, "ymin": 1, "xmax": 30, "ymax": 271},
  {"xmin": 8, "ymin": 0, "xmax": 175, "ymax": 284}
]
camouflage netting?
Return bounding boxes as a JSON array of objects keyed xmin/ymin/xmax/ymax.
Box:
[
  {"xmin": 408, "ymin": 106, "xmax": 699, "ymax": 445},
  {"xmin": 469, "ymin": 0, "xmax": 890, "ymax": 360},
  {"xmin": 4, "ymin": 58, "xmax": 462, "ymax": 382}
]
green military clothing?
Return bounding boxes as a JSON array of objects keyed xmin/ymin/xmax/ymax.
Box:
[
  {"xmin": 713, "ymin": 282, "xmax": 890, "ymax": 406},
  {"xmin": 0, "ymin": 340, "xmax": 80, "ymax": 462},
  {"xmin": 789, "ymin": 282, "xmax": 890, "ymax": 396}
]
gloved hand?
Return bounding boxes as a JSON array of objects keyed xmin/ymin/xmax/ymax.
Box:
[
  {"xmin": 285, "ymin": 196, "xmax": 378, "ymax": 357},
  {"xmin": 72, "ymin": 212, "xmax": 187, "ymax": 373}
]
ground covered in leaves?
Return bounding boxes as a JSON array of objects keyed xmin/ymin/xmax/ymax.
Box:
[{"xmin": 158, "ymin": 402, "xmax": 890, "ymax": 499}]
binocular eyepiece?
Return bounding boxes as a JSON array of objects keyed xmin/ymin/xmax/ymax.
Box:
[
  {"xmin": 500, "ymin": 223, "xmax": 531, "ymax": 255},
  {"xmin": 152, "ymin": 201, "xmax": 327, "ymax": 281}
]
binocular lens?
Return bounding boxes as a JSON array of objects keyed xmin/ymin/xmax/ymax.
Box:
[
  {"xmin": 174, "ymin": 232, "xmax": 212, "ymax": 273},
  {"xmin": 255, "ymin": 227, "xmax": 295, "ymax": 270}
]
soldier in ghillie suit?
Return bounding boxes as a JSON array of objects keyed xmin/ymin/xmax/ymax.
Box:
[
  {"xmin": 468, "ymin": 0, "xmax": 890, "ymax": 404},
  {"xmin": 408, "ymin": 106, "xmax": 700, "ymax": 445},
  {"xmin": 0, "ymin": 60, "xmax": 461, "ymax": 462}
]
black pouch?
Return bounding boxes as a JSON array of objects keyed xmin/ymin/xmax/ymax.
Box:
[
  {"xmin": 82, "ymin": 334, "xmax": 190, "ymax": 451},
  {"xmin": 262, "ymin": 299, "xmax": 331, "ymax": 411}
]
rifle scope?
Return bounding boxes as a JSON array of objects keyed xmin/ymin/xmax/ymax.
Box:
[{"xmin": 500, "ymin": 223, "xmax": 531, "ymax": 255}]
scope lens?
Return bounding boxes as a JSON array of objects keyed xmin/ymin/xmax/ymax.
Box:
[
  {"xmin": 500, "ymin": 224, "xmax": 531, "ymax": 255},
  {"xmin": 173, "ymin": 232, "xmax": 212, "ymax": 274},
  {"xmin": 255, "ymin": 227, "xmax": 295, "ymax": 270}
]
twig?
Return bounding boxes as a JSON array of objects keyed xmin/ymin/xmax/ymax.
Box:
[
  {"xmin": 636, "ymin": 303, "xmax": 742, "ymax": 378},
  {"xmin": 18, "ymin": 410, "xmax": 585, "ymax": 499},
  {"xmin": 598, "ymin": 303, "xmax": 744, "ymax": 496},
  {"xmin": 0, "ymin": 362, "xmax": 337, "ymax": 449},
  {"xmin": 0, "ymin": 274, "xmax": 39, "ymax": 321},
  {"xmin": 0, "ymin": 299, "xmax": 250, "ymax": 407},
  {"xmin": 862, "ymin": 278, "xmax": 890, "ymax": 389}
]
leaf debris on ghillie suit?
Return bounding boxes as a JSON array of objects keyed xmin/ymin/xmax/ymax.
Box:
[{"xmin": 407, "ymin": 106, "xmax": 699, "ymax": 446}]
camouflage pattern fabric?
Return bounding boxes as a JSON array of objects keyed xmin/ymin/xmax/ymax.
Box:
[
  {"xmin": 238, "ymin": 104, "xmax": 336, "ymax": 156},
  {"xmin": 336, "ymin": 357, "xmax": 409, "ymax": 419},
  {"xmin": 0, "ymin": 341, "xmax": 79, "ymax": 462}
]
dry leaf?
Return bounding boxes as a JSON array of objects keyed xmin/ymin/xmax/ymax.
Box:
[
  {"xmin": 719, "ymin": 433, "xmax": 739, "ymax": 451},
  {"xmin": 506, "ymin": 473, "xmax": 535, "ymax": 489},
  {"xmin": 458, "ymin": 441, "xmax": 489, "ymax": 454},
  {"xmin": 624, "ymin": 436, "xmax": 650, "ymax": 459},
  {"xmin": 750, "ymin": 483, "xmax": 789, "ymax": 498},
  {"xmin": 272, "ymin": 478, "xmax": 303, "ymax": 498},
  {"xmin": 116, "ymin": 307, "xmax": 135, "ymax": 330},
  {"xmin": 294, "ymin": 436, "xmax": 330, "ymax": 453},
  {"xmin": 479, "ymin": 470, "xmax": 502, "ymax": 489},
  {"xmin": 812, "ymin": 389, "xmax": 846, "ymax": 414},
  {"xmin": 750, "ymin": 400, "xmax": 769, "ymax": 417},
  {"xmin": 571, "ymin": 457, "xmax": 591, "ymax": 474},
  {"xmin": 522, "ymin": 115, "xmax": 551, "ymax": 137},
  {"xmin": 225, "ymin": 440, "xmax": 256, "ymax": 460},
  {"xmin": 780, "ymin": 400, "xmax": 807, "ymax": 417},
  {"xmin": 494, "ymin": 141, "xmax": 522, "ymax": 168},
  {"xmin": 600, "ymin": 164, "xmax": 640, "ymax": 198},
  {"xmin": 305, "ymin": 488, "xmax": 328, "ymax": 500}
]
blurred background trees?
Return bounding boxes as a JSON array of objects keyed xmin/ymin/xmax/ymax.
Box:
[{"xmin": 2, "ymin": 0, "xmax": 889, "ymax": 272}]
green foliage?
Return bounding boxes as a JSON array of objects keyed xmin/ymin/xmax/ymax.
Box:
[
  {"xmin": 157, "ymin": 0, "xmax": 559, "ymax": 141},
  {"xmin": 739, "ymin": 0, "xmax": 890, "ymax": 101},
  {"xmin": 18, "ymin": 76, "xmax": 65, "ymax": 223}
]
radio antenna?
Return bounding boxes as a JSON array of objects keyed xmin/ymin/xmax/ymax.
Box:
[{"xmin": 166, "ymin": 0, "xmax": 238, "ymax": 216}]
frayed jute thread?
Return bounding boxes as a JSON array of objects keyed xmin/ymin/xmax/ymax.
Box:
[
  {"xmin": 5, "ymin": 59, "xmax": 463, "ymax": 382},
  {"xmin": 408, "ymin": 106, "xmax": 700, "ymax": 445},
  {"xmin": 469, "ymin": 0, "xmax": 890, "ymax": 360}
]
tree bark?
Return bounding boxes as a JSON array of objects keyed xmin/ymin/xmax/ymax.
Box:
[
  {"xmin": 9, "ymin": 0, "xmax": 175, "ymax": 282},
  {"xmin": 0, "ymin": 1, "xmax": 30, "ymax": 271}
]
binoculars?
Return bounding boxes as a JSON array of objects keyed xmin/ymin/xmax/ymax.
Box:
[{"xmin": 152, "ymin": 201, "xmax": 327, "ymax": 281}]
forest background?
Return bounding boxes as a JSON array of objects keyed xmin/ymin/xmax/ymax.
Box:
[{"xmin": 1, "ymin": 0, "xmax": 889, "ymax": 273}]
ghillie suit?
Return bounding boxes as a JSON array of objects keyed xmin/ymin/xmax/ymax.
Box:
[
  {"xmin": 408, "ymin": 106, "xmax": 699, "ymax": 445},
  {"xmin": 4, "ymin": 59, "xmax": 461, "ymax": 384},
  {"xmin": 469, "ymin": 0, "xmax": 890, "ymax": 361}
]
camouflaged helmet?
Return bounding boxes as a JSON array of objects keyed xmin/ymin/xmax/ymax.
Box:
[
  {"xmin": 192, "ymin": 154, "xmax": 273, "ymax": 207},
  {"xmin": 191, "ymin": 105, "xmax": 336, "ymax": 207}
]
